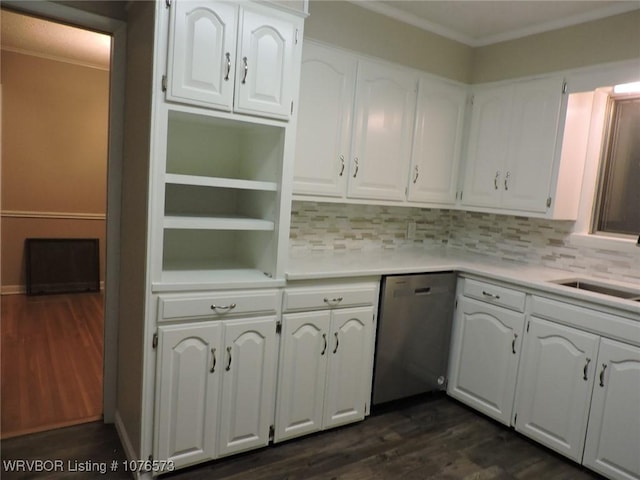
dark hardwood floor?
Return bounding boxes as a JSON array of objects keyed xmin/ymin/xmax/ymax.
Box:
[
  {"xmin": 1, "ymin": 394, "xmax": 604, "ymax": 479},
  {"xmin": 1, "ymin": 293, "xmax": 104, "ymax": 438}
]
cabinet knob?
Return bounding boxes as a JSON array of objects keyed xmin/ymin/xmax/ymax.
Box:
[
  {"xmin": 583, "ymin": 357, "xmax": 591, "ymax": 381},
  {"xmin": 321, "ymin": 333, "xmax": 327, "ymax": 356},
  {"xmin": 333, "ymin": 332, "xmax": 340, "ymax": 354},
  {"xmin": 353, "ymin": 158, "xmax": 359, "ymax": 178},
  {"xmin": 241, "ymin": 56, "xmax": 248, "ymax": 84},
  {"xmin": 339, "ymin": 155, "xmax": 345, "ymax": 177},
  {"xmin": 494, "ymin": 171, "xmax": 500, "ymax": 190},
  {"xmin": 210, "ymin": 348, "xmax": 217, "ymax": 373},
  {"xmin": 224, "ymin": 52, "xmax": 231, "ymax": 81},
  {"xmin": 504, "ymin": 171, "xmax": 510, "ymax": 191},
  {"xmin": 225, "ymin": 346, "xmax": 232, "ymax": 371},
  {"xmin": 413, "ymin": 165, "xmax": 419, "ymax": 184},
  {"xmin": 599, "ymin": 363, "xmax": 607, "ymax": 387}
]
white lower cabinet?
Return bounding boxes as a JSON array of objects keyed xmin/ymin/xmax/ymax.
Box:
[
  {"xmin": 583, "ymin": 339, "xmax": 640, "ymax": 480},
  {"xmin": 275, "ymin": 280, "xmax": 378, "ymax": 442},
  {"xmin": 154, "ymin": 290, "xmax": 279, "ymax": 469},
  {"xmin": 513, "ymin": 317, "xmax": 599, "ymax": 462},
  {"xmin": 447, "ymin": 295, "xmax": 525, "ymax": 425}
]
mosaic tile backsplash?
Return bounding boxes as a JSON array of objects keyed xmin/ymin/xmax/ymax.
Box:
[{"xmin": 290, "ymin": 201, "xmax": 640, "ymax": 283}]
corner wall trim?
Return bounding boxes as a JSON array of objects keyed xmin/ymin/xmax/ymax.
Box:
[{"xmin": 1, "ymin": 210, "xmax": 106, "ymax": 220}]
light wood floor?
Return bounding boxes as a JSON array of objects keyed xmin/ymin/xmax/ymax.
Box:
[{"xmin": 1, "ymin": 293, "xmax": 104, "ymax": 439}]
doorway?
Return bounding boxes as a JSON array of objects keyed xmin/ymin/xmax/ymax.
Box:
[{"xmin": 0, "ymin": 3, "xmax": 125, "ymax": 437}]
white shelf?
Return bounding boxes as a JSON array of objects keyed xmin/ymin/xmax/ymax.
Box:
[
  {"xmin": 163, "ymin": 215, "xmax": 275, "ymax": 231},
  {"xmin": 165, "ymin": 173, "xmax": 278, "ymax": 192},
  {"xmin": 155, "ymin": 263, "xmax": 284, "ymax": 292}
]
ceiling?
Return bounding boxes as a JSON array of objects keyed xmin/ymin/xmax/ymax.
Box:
[
  {"xmin": 354, "ymin": 1, "xmax": 640, "ymax": 46},
  {"xmin": 1, "ymin": 9, "xmax": 111, "ymax": 69}
]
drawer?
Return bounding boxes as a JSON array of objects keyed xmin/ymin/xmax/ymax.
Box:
[
  {"xmin": 159, "ymin": 289, "xmax": 280, "ymax": 320},
  {"xmin": 283, "ymin": 283, "xmax": 378, "ymax": 312},
  {"xmin": 463, "ymin": 278, "xmax": 526, "ymax": 312}
]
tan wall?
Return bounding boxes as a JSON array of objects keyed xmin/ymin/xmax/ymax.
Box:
[
  {"xmin": 1, "ymin": 50, "xmax": 109, "ymax": 291},
  {"xmin": 472, "ymin": 10, "xmax": 640, "ymax": 83},
  {"xmin": 304, "ymin": 0, "xmax": 473, "ymax": 83}
]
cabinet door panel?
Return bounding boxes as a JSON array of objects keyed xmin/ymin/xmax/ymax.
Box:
[
  {"xmin": 504, "ymin": 76, "xmax": 564, "ymax": 212},
  {"xmin": 293, "ymin": 43, "xmax": 355, "ymax": 197},
  {"xmin": 349, "ymin": 61, "xmax": 416, "ymax": 201},
  {"xmin": 235, "ymin": 7, "xmax": 295, "ymax": 119},
  {"xmin": 167, "ymin": 1, "xmax": 237, "ymax": 110},
  {"xmin": 462, "ymin": 84, "xmax": 512, "ymax": 208},
  {"xmin": 408, "ymin": 79, "xmax": 466, "ymax": 205},
  {"xmin": 584, "ymin": 339, "xmax": 640, "ymax": 480},
  {"xmin": 515, "ymin": 317, "xmax": 599, "ymax": 462},
  {"xmin": 154, "ymin": 323, "xmax": 221, "ymax": 468},
  {"xmin": 447, "ymin": 297, "xmax": 524, "ymax": 425},
  {"xmin": 218, "ymin": 317, "xmax": 277, "ymax": 457},
  {"xmin": 324, "ymin": 306, "xmax": 374, "ymax": 428},
  {"xmin": 275, "ymin": 311, "xmax": 331, "ymax": 442}
]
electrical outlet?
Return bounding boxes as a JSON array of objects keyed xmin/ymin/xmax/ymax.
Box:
[{"xmin": 406, "ymin": 220, "xmax": 416, "ymax": 240}]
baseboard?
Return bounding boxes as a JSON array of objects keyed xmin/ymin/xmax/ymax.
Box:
[
  {"xmin": 114, "ymin": 410, "xmax": 138, "ymax": 463},
  {"xmin": 1, "ymin": 281, "xmax": 105, "ymax": 295}
]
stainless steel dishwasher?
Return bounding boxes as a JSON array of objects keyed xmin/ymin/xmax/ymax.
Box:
[{"xmin": 372, "ymin": 272, "xmax": 456, "ymax": 405}]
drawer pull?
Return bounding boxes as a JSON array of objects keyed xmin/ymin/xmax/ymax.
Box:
[
  {"xmin": 323, "ymin": 297, "xmax": 344, "ymax": 306},
  {"xmin": 211, "ymin": 303, "xmax": 236, "ymax": 312},
  {"xmin": 599, "ymin": 363, "xmax": 607, "ymax": 387},
  {"xmin": 482, "ymin": 291, "xmax": 500, "ymax": 300},
  {"xmin": 321, "ymin": 333, "xmax": 327, "ymax": 356},
  {"xmin": 583, "ymin": 357, "xmax": 591, "ymax": 381}
]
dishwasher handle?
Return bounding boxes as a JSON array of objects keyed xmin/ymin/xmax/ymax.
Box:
[{"xmin": 414, "ymin": 287, "xmax": 431, "ymax": 295}]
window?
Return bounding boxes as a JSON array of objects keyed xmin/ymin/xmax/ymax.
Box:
[{"xmin": 593, "ymin": 94, "xmax": 640, "ymax": 237}]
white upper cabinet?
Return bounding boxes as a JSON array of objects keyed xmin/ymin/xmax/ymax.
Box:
[
  {"xmin": 462, "ymin": 75, "xmax": 568, "ymax": 216},
  {"xmin": 407, "ymin": 78, "xmax": 467, "ymax": 205},
  {"xmin": 167, "ymin": 1, "xmax": 237, "ymax": 110},
  {"xmin": 234, "ymin": 6, "xmax": 296, "ymax": 118},
  {"xmin": 348, "ymin": 61, "xmax": 417, "ymax": 201},
  {"xmin": 167, "ymin": 0, "xmax": 300, "ymax": 120},
  {"xmin": 293, "ymin": 43, "xmax": 356, "ymax": 197}
]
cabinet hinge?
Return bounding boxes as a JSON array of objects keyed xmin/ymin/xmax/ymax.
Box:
[
  {"xmin": 514, "ymin": 413, "xmax": 518, "ymax": 425},
  {"xmin": 455, "ymin": 298, "xmax": 458, "ymax": 309},
  {"xmin": 526, "ymin": 321, "xmax": 530, "ymax": 333},
  {"xmin": 276, "ymin": 321, "xmax": 282, "ymax": 335},
  {"xmin": 460, "ymin": 191, "xmax": 463, "ymax": 201},
  {"xmin": 562, "ymin": 81, "xmax": 568, "ymax": 94},
  {"xmin": 546, "ymin": 196, "xmax": 552, "ymax": 208},
  {"xmin": 161, "ymin": 75, "xmax": 167, "ymax": 92},
  {"xmin": 295, "ymin": 28, "xmax": 299, "ymax": 45},
  {"xmin": 165, "ymin": 0, "xmax": 171, "ymax": 8},
  {"xmin": 291, "ymin": 101, "xmax": 294, "ymax": 115},
  {"xmin": 152, "ymin": 333, "xmax": 158, "ymax": 349},
  {"xmin": 269, "ymin": 425, "xmax": 275, "ymax": 441}
]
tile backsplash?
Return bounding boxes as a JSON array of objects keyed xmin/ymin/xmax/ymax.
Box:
[{"xmin": 290, "ymin": 201, "xmax": 639, "ymax": 283}]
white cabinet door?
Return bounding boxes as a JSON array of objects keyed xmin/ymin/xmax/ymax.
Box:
[
  {"xmin": 462, "ymin": 84, "xmax": 512, "ymax": 208},
  {"xmin": 154, "ymin": 322, "xmax": 221, "ymax": 469},
  {"xmin": 218, "ymin": 316, "xmax": 277, "ymax": 457},
  {"xmin": 407, "ymin": 78, "xmax": 467, "ymax": 205},
  {"xmin": 234, "ymin": 6, "xmax": 296, "ymax": 119},
  {"xmin": 503, "ymin": 76, "xmax": 564, "ymax": 212},
  {"xmin": 167, "ymin": 1, "xmax": 237, "ymax": 110},
  {"xmin": 348, "ymin": 61, "xmax": 417, "ymax": 201},
  {"xmin": 447, "ymin": 297, "xmax": 524, "ymax": 425},
  {"xmin": 514, "ymin": 317, "xmax": 599, "ymax": 462},
  {"xmin": 583, "ymin": 339, "xmax": 640, "ymax": 480},
  {"xmin": 323, "ymin": 306, "xmax": 374, "ymax": 429},
  {"xmin": 275, "ymin": 311, "xmax": 331, "ymax": 442},
  {"xmin": 293, "ymin": 43, "xmax": 356, "ymax": 197}
]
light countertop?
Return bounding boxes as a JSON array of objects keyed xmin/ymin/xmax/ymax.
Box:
[{"xmin": 286, "ymin": 247, "xmax": 640, "ymax": 317}]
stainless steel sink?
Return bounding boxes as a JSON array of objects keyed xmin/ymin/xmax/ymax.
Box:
[{"xmin": 552, "ymin": 279, "xmax": 640, "ymax": 302}]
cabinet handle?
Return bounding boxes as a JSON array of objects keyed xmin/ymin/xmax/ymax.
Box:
[
  {"xmin": 512, "ymin": 333, "xmax": 518, "ymax": 354},
  {"xmin": 353, "ymin": 157, "xmax": 359, "ymax": 178},
  {"xmin": 413, "ymin": 165, "xmax": 419, "ymax": 184},
  {"xmin": 504, "ymin": 171, "xmax": 510, "ymax": 191},
  {"xmin": 339, "ymin": 155, "xmax": 345, "ymax": 176},
  {"xmin": 494, "ymin": 171, "xmax": 500, "ymax": 190},
  {"xmin": 333, "ymin": 332, "xmax": 339, "ymax": 354},
  {"xmin": 583, "ymin": 357, "xmax": 591, "ymax": 381},
  {"xmin": 321, "ymin": 333, "xmax": 327, "ymax": 356},
  {"xmin": 224, "ymin": 52, "xmax": 231, "ymax": 81},
  {"xmin": 323, "ymin": 297, "xmax": 343, "ymax": 306},
  {"xmin": 241, "ymin": 56, "xmax": 248, "ymax": 84},
  {"xmin": 225, "ymin": 346, "xmax": 232, "ymax": 371},
  {"xmin": 210, "ymin": 348, "xmax": 216, "ymax": 373},
  {"xmin": 482, "ymin": 291, "xmax": 500, "ymax": 300},
  {"xmin": 599, "ymin": 363, "xmax": 607, "ymax": 387},
  {"xmin": 211, "ymin": 303, "xmax": 236, "ymax": 312}
]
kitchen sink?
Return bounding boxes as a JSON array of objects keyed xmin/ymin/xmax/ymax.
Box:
[{"xmin": 552, "ymin": 279, "xmax": 640, "ymax": 302}]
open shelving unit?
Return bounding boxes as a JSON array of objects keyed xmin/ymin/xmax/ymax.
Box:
[{"xmin": 153, "ymin": 108, "xmax": 289, "ymax": 290}]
